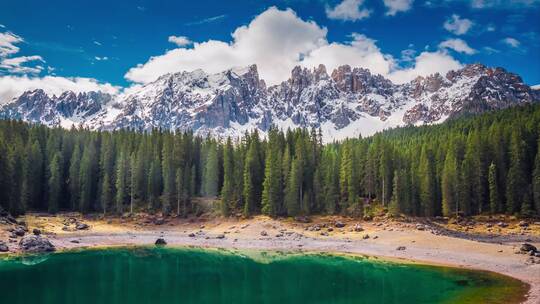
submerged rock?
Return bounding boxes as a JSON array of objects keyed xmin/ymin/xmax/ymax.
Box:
[
  {"xmin": 155, "ymin": 238, "xmax": 167, "ymax": 246},
  {"xmin": 19, "ymin": 235, "xmax": 55, "ymax": 253}
]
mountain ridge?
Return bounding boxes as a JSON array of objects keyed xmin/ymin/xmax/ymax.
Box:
[{"xmin": 1, "ymin": 63, "xmax": 539, "ymax": 140}]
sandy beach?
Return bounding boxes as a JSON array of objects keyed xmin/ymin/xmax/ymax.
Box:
[{"xmin": 2, "ymin": 213, "xmax": 540, "ymax": 304}]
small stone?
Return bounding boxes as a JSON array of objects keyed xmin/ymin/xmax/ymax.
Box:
[
  {"xmin": 396, "ymin": 246, "xmax": 406, "ymax": 251},
  {"xmin": 188, "ymin": 233, "xmax": 196, "ymax": 237},
  {"xmin": 416, "ymin": 224, "xmax": 426, "ymax": 231},
  {"xmin": 75, "ymin": 223, "xmax": 89, "ymax": 230},
  {"xmin": 260, "ymin": 231, "xmax": 268, "ymax": 236},
  {"xmin": 353, "ymin": 224, "xmax": 364, "ymax": 232},
  {"xmin": 155, "ymin": 238, "xmax": 167, "ymax": 245},
  {"xmin": 518, "ymin": 221, "xmax": 529, "ymax": 227},
  {"xmin": 362, "ymin": 234, "xmax": 370, "ymax": 239},
  {"xmin": 70, "ymin": 240, "xmax": 80, "ymax": 244},
  {"xmin": 327, "ymin": 227, "xmax": 334, "ymax": 232},
  {"xmin": 0, "ymin": 241, "xmax": 8, "ymax": 252},
  {"xmin": 32, "ymin": 228, "xmax": 41, "ymax": 236},
  {"xmin": 216, "ymin": 234, "xmax": 225, "ymax": 239}
]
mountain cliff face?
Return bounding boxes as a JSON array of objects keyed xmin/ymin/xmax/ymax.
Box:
[{"xmin": 1, "ymin": 63, "xmax": 538, "ymax": 140}]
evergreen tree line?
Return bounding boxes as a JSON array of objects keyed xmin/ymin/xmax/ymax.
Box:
[{"xmin": 0, "ymin": 104, "xmax": 539, "ymax": 218}]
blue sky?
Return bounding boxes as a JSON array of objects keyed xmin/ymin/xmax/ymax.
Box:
[{"xmin": 0, "ymin": 0, "xmax": 539, "ymax": 101}]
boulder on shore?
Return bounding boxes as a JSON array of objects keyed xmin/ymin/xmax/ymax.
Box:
[
  {"xmin": 520, "ymin": 243, "xmax": 537, "ymax": 253},
  {"xmin": 334, "ymin": 221, "xmax": 346, "ymax": 228},
  {"xmin": 0, "ymin": 241, "xmax": 8, "ymax": 252},
  {"xmin": 155, "ymin": 238, "xmax": 167, "ymax": 246},
  {"xmin": 19, "ymin": 235, "xmax": 55, "ymax": 253}
]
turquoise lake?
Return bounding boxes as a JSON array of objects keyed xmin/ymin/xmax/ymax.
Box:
[{"xmin": 0, "ymin": 247, "xmax": 527, "ymax": 304}]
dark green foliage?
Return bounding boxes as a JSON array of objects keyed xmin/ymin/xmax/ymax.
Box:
[{"xmin": 0, "ymin": 104, "xmax": 538, "ymax": 218}]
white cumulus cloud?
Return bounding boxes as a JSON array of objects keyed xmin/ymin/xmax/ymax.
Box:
[
  {"xmin": 125, "ymin": 6, "xmax": 464, "ymax": 87},
  {"xmin": 443, "ymin": 14, "xmax": 473, "ymax": 35},
  {"xmin": 383, "ymin": 0, "xmax": 414, "ymax": 16},
  {"xmin": 438, "ymin": 38, "xmax": 476, "ymax": 54},
  {"xmin": 388, "ymin": 51, "xmax": 462, "ymax": 83},
  {"xmin": 325, "ymin": 0, "xmax": 371, "ymax": 21},
  {"xmin": 126, "ymin": 7, "xmax": 329, "ymax": 85},
  {"xmin": 168, "ymin": 35, "xmax": 192, "ymax": 47}
]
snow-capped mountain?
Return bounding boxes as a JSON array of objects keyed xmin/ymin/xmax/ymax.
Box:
[{"xmin": 1, "ymin": 63, "xmax": 539, "ymax": 140}]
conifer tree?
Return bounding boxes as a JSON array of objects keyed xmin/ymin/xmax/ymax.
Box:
[
  {"xmin": 175, "ymin": 167, "xmax": 186, "ymax": 216},
  {"xmin": 441, "ymin": 147, "xmax": 458, "ymax": 217},
  {"xmin": 285, "ymin": 157, "xmax": 301, "ymax": 216},
  {"xmin": 243, "ymin": 139, "xmax": 263, "ymax": 216},
  {"xmin": 79, "ymin": 142, "xmax": 96, "ymax": 213},
  {"xmin": 68, "ymin": 144, "xmax": 81, "ymax": 210},
  {"xmin": 115, "ymin": 150, "xmax": 128, "ymax": 214},
  {"xmin": 488, "ymin": 162, "xmax": 502, "ymax": 214},
  {"xmin": 419, "ymin": 145, "xmax": 436, "ymax": 217},
  {"xmin": 202, "ymin": 143, "xmax": 219, "ymax": 197},
  {"xmin": 161, "ymin": 138, "xmax": 175, "ymax": 213},
  {"xmin": 101, "ymin": 172, "xmax": 113, "ymax": 214},
  {"xmin": 506, "ymin": 129, "xmax": 527, "ymax": 214},
  {"xmin": 532, "ymin": 146, "xmax": 540, "ymax": 216},
  {"xmin": 261, "ymin": 130, "xmax": 282, "ymax": 217},
  {"xmin": 220, "ymin": 138, "xmax": 234, "ymax": 216},
  {"xmin": 48, "ymin": 152, "xmax": 63, "ymax": 213}
]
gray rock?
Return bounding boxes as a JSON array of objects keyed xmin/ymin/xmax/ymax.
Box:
[
  {"xmin": 19, "ymin": 235, "xmax": 55, "ymax": 253},
  {"xmin": 260, "ymin": 230, "xmax": 268, "ymax": 236},
  {"xmin": 216, "ymin": 234, "xmax": 225, "ymax": 239}
]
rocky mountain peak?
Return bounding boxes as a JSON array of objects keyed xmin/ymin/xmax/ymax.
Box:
[{"xmin": 1, "ymin": 63, "xmax": 538, "ymax": 141}]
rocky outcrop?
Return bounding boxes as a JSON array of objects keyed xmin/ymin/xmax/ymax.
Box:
[
  {"xmin": 19, "ymin": 235, "xmax": 55, "ymax": 253},
  {"xmin": 1, "ymin": 63, "xmax": 538, "ymax": 140}
]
